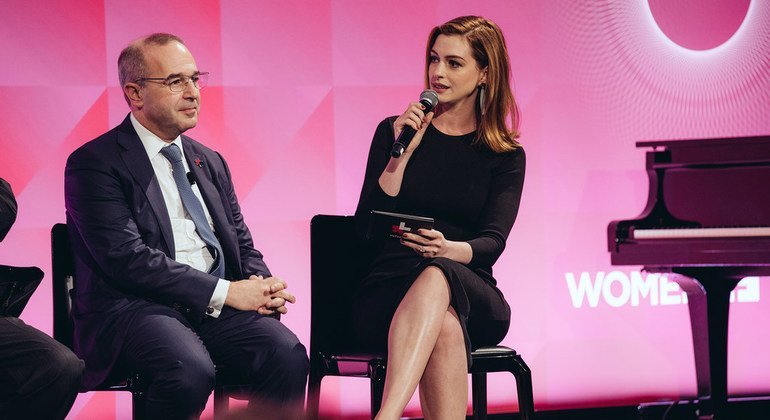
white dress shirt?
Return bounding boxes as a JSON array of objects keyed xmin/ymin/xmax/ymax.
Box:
[{"xmin": 130, "ymin": 114, "xmax": 229, "ymax": 317}]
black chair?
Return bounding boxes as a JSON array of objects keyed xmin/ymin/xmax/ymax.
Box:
[
  {"xmin": 306, "ymin": 215, "xmax": 535, "ymax": 420},
  {"xmin": 51, "ymin": 223, "xmax": 247, "ymax": 420}
]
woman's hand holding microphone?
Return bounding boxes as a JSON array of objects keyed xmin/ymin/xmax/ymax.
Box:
[{"xmin": 391, "ymin": 89, "xmax": 439, "ymax": 157}]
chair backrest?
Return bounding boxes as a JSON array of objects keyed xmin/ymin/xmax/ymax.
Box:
[
  {"xmin": 309, "ymin": 215, "xmax": 376, "ymax": 357},
  {"xmin": 51, "ymin": 223, "xmax": 75, "ymax": 350}
]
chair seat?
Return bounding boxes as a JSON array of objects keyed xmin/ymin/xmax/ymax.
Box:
[
  {"xmin": 470, "ymin": 346, "xmax": 523, "ymax": 373},
  {"xmin": 326, "ymin": 353, "xmax": 386, "ymax": 376},
  {"xmin": 471, "ymin": 345, "xmax": 517, "ymax": 356},
  {"xmin": 325, "ymin": 347, "xmax": 518, "ymax": 375},
  {"xmin": 90, "ymin": 372, "xmax": 144, "ymax": 394},
  {"xmin": 95, "ymin": 382, "xmax": 133, "ymax": 392}
]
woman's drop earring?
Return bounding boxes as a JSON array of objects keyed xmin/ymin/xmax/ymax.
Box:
[{"xmin": 478, "ymin": 84, "xmax": 486, "ymax": 116}]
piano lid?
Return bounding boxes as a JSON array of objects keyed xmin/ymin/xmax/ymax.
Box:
[
  {"xmin": 637, "ymin": 135, "xmax": 770, "ymax": 228},
  {"xmin": 636, "ymin": 135, "xmax": 770, "ymax": 167},
  {"xmin": 608, "ymin": 135, "xmax": 770, "ymax": 267}
]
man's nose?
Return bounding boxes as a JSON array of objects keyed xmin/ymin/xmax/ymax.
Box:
[{"xmin": 183, "ymin": 79, "xmax": 200, "ymax": 99}]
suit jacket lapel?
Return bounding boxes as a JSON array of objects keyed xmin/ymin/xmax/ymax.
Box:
[
  {"xmin": 182, "ymin": 139, "xmax": 230, "ymax": 242},
  {"xmin": 116, "ymin": 116, "xmax": 175, "ymax": 256}
]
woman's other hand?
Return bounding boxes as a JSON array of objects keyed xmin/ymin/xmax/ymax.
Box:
[
  {"xmin": 402, "ymin": 228, "xmax": 446, "ymax": 258},
  {"xmin": 402, "ymin": 229, "xmax": 473, "ymax": 264}
]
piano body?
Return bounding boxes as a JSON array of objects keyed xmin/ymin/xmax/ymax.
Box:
[{"xmin": 608, "ymin": 135, "xmax": 770, "ymax": 419}]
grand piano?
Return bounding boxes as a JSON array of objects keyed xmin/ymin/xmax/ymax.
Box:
[{"xmin": 608, "ymin": 136, "xmax": 770, "ymax": 419}]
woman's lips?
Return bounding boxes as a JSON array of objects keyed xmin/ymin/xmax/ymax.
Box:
[{"xmin": 431, "ymin": 83, "xmax": 448, "ymax": 92}]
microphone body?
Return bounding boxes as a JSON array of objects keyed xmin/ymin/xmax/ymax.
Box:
[
  {"xmin": 391, "ymin": 90, "xmax": 439, "ymax": 158},
  {"xmin": 186, "ymin": 172, "xmax": 196, "ymax": 185}
]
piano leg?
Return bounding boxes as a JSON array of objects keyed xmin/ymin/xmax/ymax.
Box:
[{"xmin": 668, "ymin": 271, "xmax": 740, "ymax": 420}]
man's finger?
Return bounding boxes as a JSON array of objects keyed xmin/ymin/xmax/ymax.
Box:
[
  {"xmin": 270, "ymin": 282, "xmax": 286, "ymax": 293},
  {"xmin": 257, "ymin": 306, "xmax": 275, "ymax": 315},
  {"xmin": 266, "ymin": 297, "xmax": 286, "ymax": 308},
  {"xmin": 274, "ymin": 290, "xmax": 296, "ymax": 304}
]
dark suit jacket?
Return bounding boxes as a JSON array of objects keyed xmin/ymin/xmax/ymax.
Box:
[
  {"xmin": 64, "ymin": 115, "xmax": 271, "ymax": 389},
  {"xmin": 0, "ymin": 178, "xmax": 17, "ymax": 242}
]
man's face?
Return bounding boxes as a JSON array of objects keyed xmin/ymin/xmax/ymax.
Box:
[{"xmin": 134, "ymin": 42, "xmax": 201, "ymax": 140}]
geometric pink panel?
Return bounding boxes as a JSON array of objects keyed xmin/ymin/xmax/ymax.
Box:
[
  {"xmin": 221, "ymin": 0, "xmax": 332, "ymax": 85},
  {"xmin": 0, "ymin": 0, "xmax": 106, "ymax": 85},
  {"xmin": 104, "ymin": 0, "xmax": 223, "ymax": 85}
]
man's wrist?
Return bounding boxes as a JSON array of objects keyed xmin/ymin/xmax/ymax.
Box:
[{"xmin": 207, "ymin": 279, "xmax": 230, "ymax": 317}]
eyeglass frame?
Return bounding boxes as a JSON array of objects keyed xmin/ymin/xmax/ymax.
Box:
[{"xmin": 134, "ymin": 71, "xmax": 209, "ymax": 92}]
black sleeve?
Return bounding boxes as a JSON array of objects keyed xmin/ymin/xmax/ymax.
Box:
[
  {"xmin": 354, "ymin": 117, "xmax": 400, "ymax": 237},
  {"xmin": 467, "ymin": 147, "xmax": 526, "ymax": 268},
  {"xmin": 0, "ymin": 178, "xmax": 18, "ymax": 242}
]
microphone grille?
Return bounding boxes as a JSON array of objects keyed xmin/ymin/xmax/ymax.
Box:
[{"xmin": 420, "ymin": 89, "xmax": 439, "ymax": 110}]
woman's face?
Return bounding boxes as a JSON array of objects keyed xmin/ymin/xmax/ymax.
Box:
[{"xmin": 428, "ymin": 34, "xmax": 487, "ymax": 110}]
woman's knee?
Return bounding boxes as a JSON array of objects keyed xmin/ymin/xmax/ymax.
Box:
[
  {"xmin": 412, "ymin": 266, "xmax": 451, "ymax": 297},
  {"xmin": 419, "ymin": 265, "xmax": 446, "ymax": 282}
]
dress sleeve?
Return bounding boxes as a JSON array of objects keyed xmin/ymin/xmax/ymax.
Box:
[
  {"xmin": 354, "ymin": 117, "xmax": 399, "ymax": 236},
  {"xmin": 467, "ymin": 147, "xmax": 526, "ymax": 268}
]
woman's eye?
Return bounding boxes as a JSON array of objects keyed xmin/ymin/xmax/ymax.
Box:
[{"xmin": 429, "ymin": 56, "xmax": 439, "ymax": 63}]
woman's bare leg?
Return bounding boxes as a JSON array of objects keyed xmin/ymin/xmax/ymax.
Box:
[
  {"xmin": 374, "ymin": 266, "xmax": 453, "ymax": 420},
  {"xmin": 418, "ymin": 307, "xmax": 468, "ymax": 420}
]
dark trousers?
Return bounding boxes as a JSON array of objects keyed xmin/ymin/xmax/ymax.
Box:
[
  {"xmin": 0, "ymin": 317, "xmax": 84, "ymax": 419},
  {"xmin": 115, "ymin": 304, "xmax": 308, "ymax": 420}
]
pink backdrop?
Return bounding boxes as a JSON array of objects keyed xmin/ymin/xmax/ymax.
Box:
[{"xmin": 1, "ymin": 0, "xmax": 769, "ymax": 418}]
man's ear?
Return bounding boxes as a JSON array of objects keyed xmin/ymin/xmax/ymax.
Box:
[{"xmin": 124, "ymin": 83, "xmax": 143, "ymax": 106}]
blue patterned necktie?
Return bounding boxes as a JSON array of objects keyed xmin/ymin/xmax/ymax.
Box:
[{"xmin": 159, "ymin": 144, "xmax": 225, "ymax": 278}]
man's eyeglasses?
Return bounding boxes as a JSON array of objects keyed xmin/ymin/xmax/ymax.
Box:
[{"xmin": 135, "ymin": 72, "xmax": 209, "ymax": 92}]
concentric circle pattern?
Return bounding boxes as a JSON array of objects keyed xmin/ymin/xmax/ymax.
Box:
[{"xmin": 552, "ymin": 0, "xmax": 770, "ymax": 140}]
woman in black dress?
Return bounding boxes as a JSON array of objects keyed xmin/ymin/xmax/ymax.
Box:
[{"xmin": 353, "ymin": 16, "xmax": 526, "ymax": 419}]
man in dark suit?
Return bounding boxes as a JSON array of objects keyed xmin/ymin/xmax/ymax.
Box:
[
  {"xmin": 0, "ymin": 178, "xmax": 84, "ymax": 419},
  {"xmin": 64, "ymin": 33, "xmax": 308, "ymax": 419}
]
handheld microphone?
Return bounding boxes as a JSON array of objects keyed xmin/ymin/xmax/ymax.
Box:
[{"xmin": 391, "ymin": 89, "xmax": 439, "ymax": 158}]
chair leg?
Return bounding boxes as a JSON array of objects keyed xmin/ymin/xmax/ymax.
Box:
[
  {"xmin": 213, "ymin": 383, "xmax": 229, "ymax": 420},
  {"xmin": 509, "ymin": 355, "xmax": 535, "ymax": 420},
  {"xmin": 471, "ymin": 372, "xmax": 488, "ymax": 420},
  {"xmin": 307, "ymin": 370, "xmax": 324, "ymax": 419},
  {"xmin": 132, "ymin": 390, "xmax": 147, "ymax": 420},
  {"xmin": 369, "ymin": 361, "xmax": 386, "ymax": 420}
]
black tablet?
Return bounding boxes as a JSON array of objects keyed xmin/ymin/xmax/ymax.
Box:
[{"xmin": 367, "ymin": 210, "xmax": 434, "ymax": 241}]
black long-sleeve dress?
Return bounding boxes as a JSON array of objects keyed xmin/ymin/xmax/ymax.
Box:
[{"xmin": 352, "ymin": 116, "xmax": 526, "ymax": 361}]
